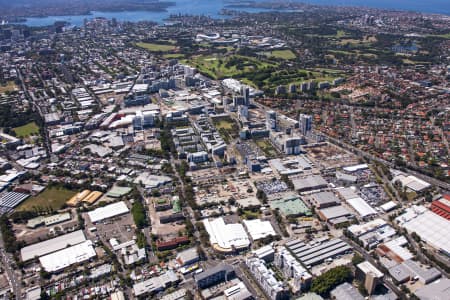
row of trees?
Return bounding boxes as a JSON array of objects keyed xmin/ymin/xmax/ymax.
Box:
[
  {"xmin": 0, "ymin": 104, "xmax": 42, "ymax": 129},
  {"xmin": 310, "ymin": 265, "xmax": 353, "ymax": 297},
  {"xmin": 0, "ymin": 215, "xmax": 23, "ymax": 253},
  {"xmin": 131, "ymin": 201, "xmax": 147, "ymax": 229}
]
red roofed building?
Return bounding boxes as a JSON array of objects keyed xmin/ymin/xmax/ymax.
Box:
[
  {"xmin": 156, "ymin": 236, "xmax": 189, "ymax": 251},
  {"xmin": 431, "ymin": 195, "xmax": 450, "ymax": 220}
]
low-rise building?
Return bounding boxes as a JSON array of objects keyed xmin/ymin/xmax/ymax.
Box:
[
  {"xmin": 133, "ymin": 270, "xmax": 179, "ymax": 297},
  {"xmin": 194, "ymin": 264, "xmax": 235, "ymax": 289},
  {"xmin": 176, "ymin": 247, "xmax": 199, "ymax": 267},
  {"xmin": 330, "ymin": 282, "xmax": 364, "ymax": 300}
]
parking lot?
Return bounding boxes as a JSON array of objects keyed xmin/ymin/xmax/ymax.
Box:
[
  {"xmin": 256, "ymin": 179, "xmax": 288, "ymax": 195},
  {"xmin": 84, "ymin": 212, "xmax": 136, "ymax": 245}
]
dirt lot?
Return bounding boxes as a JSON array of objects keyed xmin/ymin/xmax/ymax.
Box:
[
  {"xmin": 195, "ymin": 178, "xmax": 256, "ymax": 206},
  {"xmin": 305, "ymin": 143, "xmax": 359, "ymax": 169},
  {"xmin": 14, "ymin": 217, "xmax": 79, "ymax": 245}
]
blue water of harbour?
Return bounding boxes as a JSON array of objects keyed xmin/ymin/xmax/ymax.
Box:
[
  {"xmin": 11, "ymin": 0, "xmax": 450, "ymax": 27},
  {"xmin": 14, "ymin": 0, "xmax": 280, "ymax": 27}
]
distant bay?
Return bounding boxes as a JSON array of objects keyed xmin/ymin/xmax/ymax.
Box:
[
  {"xmin": 305, "ymin": 0, "xmax": 450, "ymax": 15},
  {"xmin": 12, "ymin": 0, "xmax": 279, "ymax": 27},
  {"xmin": 9, "ymin": 0, "xmax": 450, "ymax": 27}
]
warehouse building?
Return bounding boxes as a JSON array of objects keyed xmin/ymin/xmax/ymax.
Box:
[
  {"xmin": 376, "ymin": 236, "xmax": 414, "ymax": 263},
  {"xmin": 430, "ymin": 195, "xmax": 450, "ymax": 220},
  {"xmin": 415, "ymin": 278, "xmax": 450, "ymax": 300},
  {"xmin": 292, "ymin": 175, "xmax": 328, "ymax": 192},
  {"xmin": 396, "ymin": 205, "xmax": 450, "ymax": 255},
  {"xmin": 392, "ymin": 174, "xmax": 431, "ymax": 192},
  {"xmin": 269, "ymin": 156, "xmax": 312, "ymax": 176},
  {"xmin": 308, "ymin": 191, "xmax": 340, "ymax": 209},
  {"xmin": 67, "ymin": 190, "xmax": 91, "ymax": 206},
  {"xmin": 343, "ymin": 164, "xmax": 368, "ymax": 173},
  {"xmin": 380, "ymin": 201, "xmax": 398, "ymax": 213},
  {"xmin": 106, "ymin": 186, "xmax": 132, "ymax": 198},
  {"xmin": 21, "ymin": 230, "xmax": 87, "ymax": 261},
  {"xmin": 243, "ymin": 219, "xmax": 276, "ymax": 241},
  {"xmin": 402, "ymin": 260, "xmax": 441, "ymax": 284},
  {"xmin": 348, "ymin": 219, "xmax": 396, "ymax": 249},
  {"xmin": 346, "ymin": 197, "xmax": 377, "ymax": 219},
  {"xmin": 224, "ymin": 281, "xmax": 252, "ymax": 300},
  {"xmin": 285, "ymin": 238, "xmax": 352, "ymax": 268},
  {"xmin": 39, "ymin": 240, "xmax": 96, "ymax": 272},
  {"xmin": 317, "ymin": 205, "xmax": 353, "ymax": 225},
  {"xmin": 388, "ymin": 259, "xmax": 441, "ymax": 285},
  {"xmin": 88, "ymin": 201, "xmax": 129, "ymax": 223}
]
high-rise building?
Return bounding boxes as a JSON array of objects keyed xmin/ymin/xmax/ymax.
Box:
[
  {"xmin": 299, "ymin": 114, "xmax": 312, "ymax": 136},
  {"xmin": 266, "ymin": 110, "xmax": 277, "ymax": 131},
  {"xmin": 133, "ymin": 111, "xmax": 156, "ymax": 130},
  {"xmin": 274, "ymin": 248, "xmax": 312, "ymax": 293},
  {"xmin": 355, "ymin": 261, "xmax": 383, "ymax": 294},
  {"xmin": 240, "ymin": 86, "xmax": 250, "ymax": 106},
  {"xmin": 289, "ymin": 83, "xmax": 297, "ymax": 93},
  {"xmin": 284, "ymin": 137, "xmax": 304, "ymax": 155},
  {"xmin": 239, "ymin": 105, "xmax": 249, "ymax": 119}
]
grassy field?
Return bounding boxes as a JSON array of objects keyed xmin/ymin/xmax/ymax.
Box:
[
  {"xmin": 212, "ymin": 117, "xmax": 239, "ymax": 143},
  {"xmin": 242, "ymin": 209, "xmax": 261, "ymax": 220},
  {"xmin": 258, "ymin": 68, "xmax": 344, "ymax": 92},
  {"xmin": 406, "ymin": 191, "xmax": 417, "ymax": 201},
  {"xmin": 338, "ymin": 37, "xmax": 376, "ymax": 45},
  {"xmin": 427, "ymin": 33, "xmax": 450, "ymax": 39},
  {"xmin": 264, "ymin": 49, "xmax": 296, "ymax": 60},
  {"xmin": 13, "ymin": 122, "xmax": 40, "ymax": 138},
  {"xmin": 0, "ymin": 81, "xmax": 18, "ymax": 94},
  {"xmin": 183, "ymin": 54, "xmax": 275, "ymax": 79},
  {"xmin": 215, "ymin": 119, "xmax": 234, "ymax": 130},
  {"xmin": 336, "ymin": 30, "xmax": 348, "ymax": 38},
  {"xmin": 17, "ymin": 187, "xmax": 77, "ymax": 211},
  {"xmin": 402, "ymin": 58, "xmax": 430, "ymax": 65},
  {"xmin": 163, "ymin": 53, "xmax": 184, "ymax": 59},
  {"xmin": 136, "ymin": 42, "xmax": 176, "ymax": 52},
  {"xmin": 255, "ymin": 139, "xmax": 278, "ymax": 157}
]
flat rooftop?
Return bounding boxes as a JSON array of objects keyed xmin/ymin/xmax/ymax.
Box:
[
  {"xmin": 270, "ymin": 196, "xmax": 311, "ymax": 216},
  {"xmin": 21, "ymin": 230, "xmax": 86, "ymax": 261},
  {"xmin": 88, "ymin": 201, "xmax": 129, "ymax": 223}
]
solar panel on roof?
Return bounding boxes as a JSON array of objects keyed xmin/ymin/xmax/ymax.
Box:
[{"xmin": 0, "ymin": 192, "xmax": 29, "ymax": 208}]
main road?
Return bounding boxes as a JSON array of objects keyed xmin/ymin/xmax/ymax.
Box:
[{"xmin": 0, "ymin": 231, "xmax": 21, "ymax": 300}]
